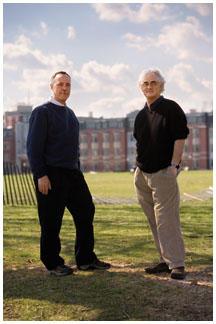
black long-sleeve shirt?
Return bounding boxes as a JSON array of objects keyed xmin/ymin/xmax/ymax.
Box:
[
  {"xmin": 27, "ymin": 101, "xmax": 80, "ymax": 178},
  {"xmin": 133, "ymin": 96, "xmax": 189, "ymax": 173}
]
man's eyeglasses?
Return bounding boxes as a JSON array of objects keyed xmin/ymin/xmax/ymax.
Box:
[{"xmin": 142, "ymin": 81, "xmax": 158, "ymax": 87}]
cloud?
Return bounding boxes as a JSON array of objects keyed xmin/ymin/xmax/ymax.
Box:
[
  {"xmin": 157, "ymin": 16, "xmax": 211, "ymax": 60},
  {"xmin": 186, "ymin": 3, "xmax": 212, "ymax": 16},
  {"xmin": 91, "ymin": 3, "xmax": 170, "ymax": 23},
  {"xmin": 3, "ymin": 63, "xmax": 18, "ymax": 71},
  {"xmin": 201, "ymin": 79, "xmax": 212, "ymax": 90},
  {"xmin": 67, "ymin": 26, "xmax": 76, "ymax": 39},
  {"xmin": 88, "ymin": 97, "xmax": 125, "ymax": 117},
  {"xmin": 4, "ymin": 34, "xmax": 73, "ymax": 68},
  {"xmin": 124, "ymin": 97, "xmax": 144, "ymax": 111},
  {"xmin": 88, "ymin": 94, "xmax": 147, "ymax": 118},
  {"xmin": 122, "ymin": 16, "xmax": 212, "ymax": 61},
  {"xmin": 122, "ymin": 33, "xmax": 154, "ymax": 52},
  {"xmin": 4, "ymin": 33, "xmax": 132, "ymax": 112},
  {"xmin": 167, "ymin": 63, "xmax": 212, "ymax": 109},
  {"xmin": 4, "ymin": 34, "xmax": 32, "ymax": 58},
  {"xmin": 167, "ymin": 63, "xmax": 195, "ymax": 93},
  {"xmin": 13, "ymin": 69, "xmax": 51, "ymax": 102},
  {"xmin": 72, "ymin": 60, "xmax": 131, "ymax": 95},
  {"xmin": 40, "ymin": 21, "xmax": 48, "ymax": 35}
]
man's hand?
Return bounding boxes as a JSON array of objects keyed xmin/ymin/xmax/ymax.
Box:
[
  {"xmin": 170, "ymin": 166, "xmax": 178, "ymax": 177},
  {"xmin": 38, "ymin": 175, "xmax": 51, "ymax": 195}
]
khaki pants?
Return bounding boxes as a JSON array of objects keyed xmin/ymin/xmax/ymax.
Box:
[{"xmin": 134, "ymin": 167, "xmax": 185, "ymax": 269}]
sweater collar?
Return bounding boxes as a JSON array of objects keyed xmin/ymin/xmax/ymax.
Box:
[{"xmin": 49, "ymin": 97, "xmax": 66, "ymax": 107}]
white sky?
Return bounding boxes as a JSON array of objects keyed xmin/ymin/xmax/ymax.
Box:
[{"xmin": 3, "ymin": 2, "xmax": 213, "ymax": 117}]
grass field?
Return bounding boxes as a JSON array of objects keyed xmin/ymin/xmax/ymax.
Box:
[
  {"xmin": 84, "ymin": 169, "xmax": 212, "ymax": 198},
  {"xmin": 3, "ymin": 170, "xmax": 213, "ymax": 321},
  {"xmin": 3, "ymin": 169, "xmax": 212, "ymax": 205}
]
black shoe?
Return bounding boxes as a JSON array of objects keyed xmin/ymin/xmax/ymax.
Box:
[
  {"xmin": 78, "ymin": 259, "xmax": 111, "ymax": 271},
  {"xmin": 171, "ymin": 267, "xmax": 186, "ymax": 280},
  {"xmin": 48, "ymin": 264, "xmax": 74, "ymax": 276},
  {"xmin": 145, "ymin": 262, "xmax": 171, "ymax": 274}
]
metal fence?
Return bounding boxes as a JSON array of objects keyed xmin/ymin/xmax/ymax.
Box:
[{"xmin": 3, "ymin": 163, "xmax": 36, "ymax": 206}]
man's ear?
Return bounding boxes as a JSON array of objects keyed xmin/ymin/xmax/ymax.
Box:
[{"xmin": 50, "ymin": 83, "xmax": 53, "ymax": 91}]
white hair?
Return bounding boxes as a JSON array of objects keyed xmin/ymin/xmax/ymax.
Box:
[{"xmin": 138, "ymin": 68, "xmax": 165, "ymax": 92}]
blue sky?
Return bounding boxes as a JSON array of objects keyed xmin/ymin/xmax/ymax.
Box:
[{"xmin": 3, "ymin": 2, "xmax": 213, "ymax": 117}]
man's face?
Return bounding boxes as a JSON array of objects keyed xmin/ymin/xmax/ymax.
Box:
[
  {"xmin": 140, "ymin": 73, "xmax": 163, "ymax": 102},
  {"xmin": 50, "ymin": 74, "xmax": 71, "ymax": 105}
]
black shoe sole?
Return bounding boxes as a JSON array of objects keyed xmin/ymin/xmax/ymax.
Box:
[
  {"xmin": 48, "ymin": 268, "xmax": 74, "ymax": 276},
  {"xmin": 171, "ymin": 273, "xmax": 186, "ymax": 280},
  {"xmin": 145, "ymin": 269, "xmax": 171, "ymax": 274},
  {"xmin": 78, "ymin": 264, "xmax": 111, "ymax": 271},
  {"xmin": 48, "ymin": 271, "xmax": 73, "ymax": 276}
]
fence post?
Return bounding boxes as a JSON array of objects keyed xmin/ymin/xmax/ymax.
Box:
[
  {"xmin": 3, "ymin": 163, "xmax": 10, "ymax": 205},
  {"xmin": 9, "ymin": 163, "xmax": 19, "ymax": 205},
  {"xmin": 17, "ymin": 165, "xmax": 28, "ymax": 205},
  {"xmin": 23, "ymin": 169, "xmax": 36, "ymax": 205},
  {"xmin": 4, "ymin": 162, "xmax": 14, "ymax": 206},
  {"xmin": 13, "ymin": 164, "xmax": 24, "ymax": 205}
]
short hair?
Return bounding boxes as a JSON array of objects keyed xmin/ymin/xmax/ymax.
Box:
[
  {"xmin": 50, "ymin": 71, "xmax": 71, "ymax": 84},
  {"xmin": 138, "ymin": 68, "xmax": 165, "ymax": 92}
]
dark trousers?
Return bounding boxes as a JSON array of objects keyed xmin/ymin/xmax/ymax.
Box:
[{"xmin": 34, "ymin": 166, "xmax": 97, "ymax": 270}]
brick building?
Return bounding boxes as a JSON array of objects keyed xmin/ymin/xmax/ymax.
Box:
[
  {"xmin": 79, "ymin": 117, "xmax": 127, "ymax": 172},
  {"xmin": 4, "ymin": 104, "xmax": 32, "ymax": 169},
  {"xmin": 3, "ymin": 105, "xmax": 213, "ymax": 172},
  {"xmin": 3, "ymin": 127, "xmax": 16, "ymax": 164},
  {"xmin": 183, "ymin": 111, "xmax": 213, "ymax": 169}
]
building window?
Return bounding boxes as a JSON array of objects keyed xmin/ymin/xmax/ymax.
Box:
[
  {"xmin": 103, "ymin": 164, "xmax": 110, "ymax": 171},
  {"xmin": 128, "ymin": 147, "xmax": 136, "ymax": 155},
  {"xmin": 3, "ymin": 143, "xmax": 10, "ymax": 150},
  {"xmin": 193, "ymin": 144, "xmax": 200, "ymax": 153},
  {"xmin": 192, "ymin": 128, "xmax": 200, "ymax": 139},
  {"xmin": 80, "ymin": 134, "xmax": 87, "ymax": 143},
  {"xmin": 194, "ymin": 160, "xmax": 199, "ymax": 169},
  {"xmin": 102, "ymin": 148, "xmax": 109, "ymax": 156},
  {"xmin": 109, "ymin": 120, "xmax": 117, "ymax": 128},
  {"xmin": 114, "ymin": 132, "xmax": 121, "ymax": 141},
  {"xmin": 103, "ymin": 133, "xmax": 110, "ymax": 142},
  {"xmin": 114, "ymin": 163, "xmax": 121, "ymax": 171},
  {"xmin": 80, "ymin": 149, "xmax": 88, "ymax": 157},
  {"xmin": 93, "ymin": 163, "xmax": 98, "ymax": 171},
  {"xmin": 129, "ymin": 119, "xmax": 134, "ymax": 128},
  {"xmin": 92, "ymin": 149, "xmax": 98, "ymax": 157},
  {"xmin": 114, "ymin": 148, "xmax": 121, "ymax": 155},
  {"xmin": 92, "ymin": 133, "xmax": 98, "ymax": 143}
]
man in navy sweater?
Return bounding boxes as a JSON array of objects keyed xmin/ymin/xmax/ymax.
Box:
[{"xmin": 27, "ymin": 71, "xmax": 110, "ymax": 276}]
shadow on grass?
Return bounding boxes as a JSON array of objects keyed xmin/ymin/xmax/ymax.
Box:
[{"xmin": 4, "ymin": 265, "xmax": 212, "ymax": 321}]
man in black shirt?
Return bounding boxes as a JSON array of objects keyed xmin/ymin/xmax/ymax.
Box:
[
  {"xmin": 134, "ymin": 69, "xmax": 189, "ymax": 280},
  {"xmin": 27, "ymin": 71, "xmax": 110, "ymax": 276}
]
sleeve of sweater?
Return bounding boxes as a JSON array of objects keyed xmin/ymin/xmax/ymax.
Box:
[{"xmin": 26, "ymin": 106, "xmax": 48, "ymax": 178}]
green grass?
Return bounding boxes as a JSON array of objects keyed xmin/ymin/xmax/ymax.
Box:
[
  {"xmin": 3, "ymin": 170, "xmax": 213, "ymax": 321},
  {"xmin": 4, "ymin": 201, "xmax": 212, "ymax": 269},
  {"xmin": 3, "ymin": 170, "xmax": 212, "ymax": 205},
  {"xmin": 84, "ymin": 169, "xmax": 212, "ymax": 198}
]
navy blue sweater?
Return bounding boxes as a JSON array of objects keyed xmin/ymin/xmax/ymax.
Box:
[{"xmin": 27, "ymin": 102, "xmax": 80, "ymax": 178}]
